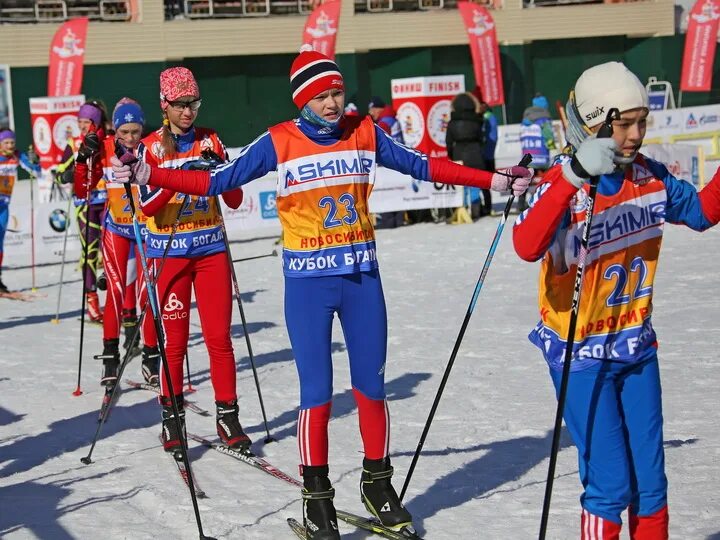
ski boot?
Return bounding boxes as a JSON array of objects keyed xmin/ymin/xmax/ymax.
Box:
[
  {"xmin": 360, "ymin": 457, "xmax": 413, "ymax": 531},
  {"xmin": 86, "ymin": 291, "xmax": 103, "ymax": 323},
  {"xmin": 122, "ymin": 309, "xmax": 142, "ymax": 359},
  {"xmin": 160, "ymin": 395, "xmax": 186, "ymax": 456},
  {"xmin": 0, "ymin": 276, "xmax": 9, "ymax": 294},
  {"xmin": 302, "ymin": 465, "xmax": 340, "ymax": 540},
  {"xmin": 216, "ymin": 400, "xmax": 252, "ymax": 451},
  {"xmin": 94, "ymin": 339, "xmax": 120, "ymax": 388},
  {"xmin": 141, "ymin": 345, "xmax": 161, "ymax": 387}
]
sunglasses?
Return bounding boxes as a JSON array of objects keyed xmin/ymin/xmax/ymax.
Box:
[{"xmin": 168, "ymin": 99, "xmax": 202, "ymax": 112}]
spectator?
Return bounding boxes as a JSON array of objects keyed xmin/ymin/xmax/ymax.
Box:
[
  {"xmin": 478, "ymin": 98, "xmax": 498, "ymax": 215},
  {"xmin": 445, "ymin": 92, "xmax": 489, "ymax": 219},
  {"xmin": 368, "ymin": 96, "xmax": 403, "ymax": 142},
  {"xmin": 518, "ymin": 97, "xmax": 556, "ymax": 211},
  {"xmin": 368, "ymin": 96, "xmax": 405, "ymax": 228}
]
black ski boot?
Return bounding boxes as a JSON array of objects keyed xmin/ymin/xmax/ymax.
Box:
[
  {"xmin": 94, "ymin": 339, "xmax": 120, "ymax": 388},
  {"xmin": 141, "ymin": 345, "xmax": 160, "ymax": 386},
  {"xmin": 160, "ymin": 395, "xmax": 185, "ymax": 456},
  {"xmin": 216, "ymin": 400, "xmax": 252, "ymax": 451},
  {"xmin": 302, "ymin": 465, "xmax": 340, "ymax": 540},
  {"xmin": 360, "ymin": 457, "xmax": 413, "ymax": 530},
  {"xmin": 122, "ymin": 309, "xmax": 141, "ymax": 358}
]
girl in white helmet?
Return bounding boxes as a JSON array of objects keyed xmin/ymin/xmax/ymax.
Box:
[{"xmin": 514, "ymin": 61, "xmax": 720, "ymax": 539}]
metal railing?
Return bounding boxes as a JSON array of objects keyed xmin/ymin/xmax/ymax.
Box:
[
  {"xmin": 0, "ymin": 0, "xmax": 132, "ymax": 23},
  {"xmin": 183, "ymin": 0, "xmax": 270, "ymax": 17}
]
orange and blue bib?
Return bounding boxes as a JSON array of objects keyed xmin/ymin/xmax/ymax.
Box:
[
  {"xmin": 140, "ymin": 128, "xmax": 226, "ymax": 258},
  {"xmin": 530, "ymin": 158, "xmax": 666, "ymax": 370},
  {"xmin": 268, "ymin": 116, "xmax": 378, "ymax": 277}
]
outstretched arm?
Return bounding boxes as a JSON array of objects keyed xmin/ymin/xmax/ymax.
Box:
[
  {"xmin": 125, "ymin": 132, "xmax": 278, "ymax": 197},
  {"xmin": 375, "ymin": 125, "xmax": 529, "ymax": 192}
]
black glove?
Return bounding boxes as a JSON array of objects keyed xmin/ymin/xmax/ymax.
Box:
[
  {"xmin": 76, "ymin": 132, "xmax": 100, "ymax": 163},
  {"xmin": 61, "ymin": 165, "xmax": 75, "ymax": 185}
]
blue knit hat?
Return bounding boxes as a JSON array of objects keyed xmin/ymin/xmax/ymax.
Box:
[{"xmin": 113, "ymin": 102, "xmax": 145, "ymax": 130}]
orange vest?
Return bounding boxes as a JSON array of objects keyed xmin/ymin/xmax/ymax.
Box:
[{"xmin": 268, "ymin": 116, "xmax": 379, "ymax": 277}]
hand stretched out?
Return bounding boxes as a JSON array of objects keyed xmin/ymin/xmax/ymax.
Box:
[{"xmin": 490, "ymin": 166, "xmax": 533, "ymax": 197}]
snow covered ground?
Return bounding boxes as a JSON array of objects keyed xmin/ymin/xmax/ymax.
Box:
[{"xmin": 1, "ymin": 212, "xmax": 719, "ymax": 539}]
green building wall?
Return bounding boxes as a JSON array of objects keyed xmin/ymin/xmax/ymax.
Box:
[{"xmin": 7, "ymin": 34, "xmax": 719, "ymax": 151}]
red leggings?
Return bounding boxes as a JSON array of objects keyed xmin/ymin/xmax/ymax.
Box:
[
  {"xmin": 153, "ymin": 251, "xmax": 236, "ymax": 402},
  {"xmin": 101, "ymin": 230, "xmax": 156, "ymax": 346}
]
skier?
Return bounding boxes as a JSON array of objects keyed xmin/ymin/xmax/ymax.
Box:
[
  {"xmin": 513, "ymin": 62, "xmax": 720, "ymax": 539},
  {"xmin": 518, "ymin": 97, "xmax": 556, "ymax": 212},
  {"xmin": 94, "ymin": 98, "xmax": 160, "ymax": 389},
  {"xmin": 70, "ymin": 101, "xmax": 110, "ymax": 323},
  {"xmin": 111, "ymin": 48, "xmax": 532, "ymax": 539},
  {"xmin": 135, "ymin": 67, "xmax": 250, "ymax": 454},
  {"xmin": 0, "ymin": 129, "xmax": 41, "ymax": 294}
]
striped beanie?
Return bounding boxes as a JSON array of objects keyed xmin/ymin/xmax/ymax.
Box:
[{"xmin": 289, "ymin": 46, "xmax": 344, "ymax": 109}]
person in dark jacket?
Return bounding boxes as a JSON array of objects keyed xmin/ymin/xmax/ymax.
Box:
[{"xmin": 446, "ymin": 92, "xmax": 492, "ymax": 218}]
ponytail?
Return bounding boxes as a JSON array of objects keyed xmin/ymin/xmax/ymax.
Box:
[{"xmin": 160, "ymin": 116, "xmax": 177, "ymax": 158}]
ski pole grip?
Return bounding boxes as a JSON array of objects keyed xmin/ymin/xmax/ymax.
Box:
[
  {"xmin": 114, "ymin": 139, "xmax": 138, "ymax": 165},
  {"xmin": 519, "ymin": 153, "xmax": 533, "ymax": 168},
  {"xmin": 597, "ymin": 108, "xmax": 620, "ymax": 139}
]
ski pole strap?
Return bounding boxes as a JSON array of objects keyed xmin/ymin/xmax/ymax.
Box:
[
  {"xmin": 363, "ymin": 467, "xmax": 394, "ymax": 481},
  {"xmin": 301, "ymin": 488, "xmax": 335, "ymax": 500}
]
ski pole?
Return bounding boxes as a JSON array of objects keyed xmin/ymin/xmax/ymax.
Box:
[
  {"xmin": 81, "ymin": 301, "xmax": 149, "ymax": 462},
  {"xmin": 217, "ymin": 198, "xmax": 275, "ymax": 443},
  {"xmin": 52, "ymin": 194, "xmax": 73, "ymax": 324},
  {"xmin": 184, "ymin": 352, "xmax": 196, "ymax": 393},
  {"xmin": 538, "ymin": 109, "xmax": 619, "ymax": 540},
  {"xmin": 72, "ymin": 134, "xmax": 100, "ymax": 395},
  {"xmin": 400, "ymin": 153, "xmax": 533, "ymax": 502},
  {"xmin": 29, "ymin": 171, "xmax": 37, "ymax": 292},
  {"xmin": 83, "ymin": 144, "xmax": 216, "ymax": 540},
  {"xmin": 231, "ymin": 250, "xmax": 277, "ymax": 264}
]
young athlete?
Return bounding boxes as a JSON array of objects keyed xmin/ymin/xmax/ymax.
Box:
[
  {"xmin": 94, "ymin": 98, "xmax": 160, "ymax": 388},
  {"xmin": 71, "ymin": 102, "xmax": 109, "ymax": 322},
  {"xmin": 112, "ymin": 48, "xmax": 532, "ymax": 538},
  {"xmin": 513, "ymin": 62, "xmax": 720, "ymax": 539},
  {"xmin": 0, "ymin": 129, "xmax": 41, "ymax": 293},
  {"xmin": 136, "ymin": 67, "xmax": 249, "ymax": 453}
]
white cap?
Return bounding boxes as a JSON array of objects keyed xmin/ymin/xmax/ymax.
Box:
[{"xmin": 574, "ymin": 62, "xmax": 648, "ymax": 128}]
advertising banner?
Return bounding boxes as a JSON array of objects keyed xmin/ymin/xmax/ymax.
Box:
[
  {"xmin": 3, "ymin": 183, "xmax": 80, "ymax": 266},
  {"xmin": 29, "ymin": 95, "xmax": 84, "ymax": 172},
  {"xmin": 391, "ymin": 75, "xmax": 465, "ymax": 158},
  {"xmin": 368, "ymin": 168, "xmax": 465, "ymax": 213},
  {"xmin": 458, "ymin": 2, "xmax": 504, "ymax": 106},
  {"xmin": 680, "ymin": 0, "xmax": 720, "ymax": 92},
  {"xmin": 301, "ymin": 0, "xmax": 341, "ymax": 59},
  {"xmin": 48, "ymin": 17, "xmax": 89, "ymax": 97}
]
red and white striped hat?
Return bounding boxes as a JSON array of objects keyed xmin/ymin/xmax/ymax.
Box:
[{"xmin": 289, "ymin": 45, "xmax": 344, "ymax": 109}]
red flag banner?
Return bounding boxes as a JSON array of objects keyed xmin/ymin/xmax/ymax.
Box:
[
  {"xmin": 681, "ymin": 0, "xmax": 720, "ymax": 92},
  {"xmin": 47, "ymin": 17, "xmax": 88, "ymax": 97},
  {"xmin": 302, "ymin": 0, "xmax": 341, "ymax": 60},
  {"xmin": 458, "ymin": 2, "xmax": 504, "ymax": 106}
]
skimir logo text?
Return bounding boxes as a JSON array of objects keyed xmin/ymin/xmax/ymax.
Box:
[{"xmin": 285, "ymin": 157, "xmax": 373, "ymax": 187}]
